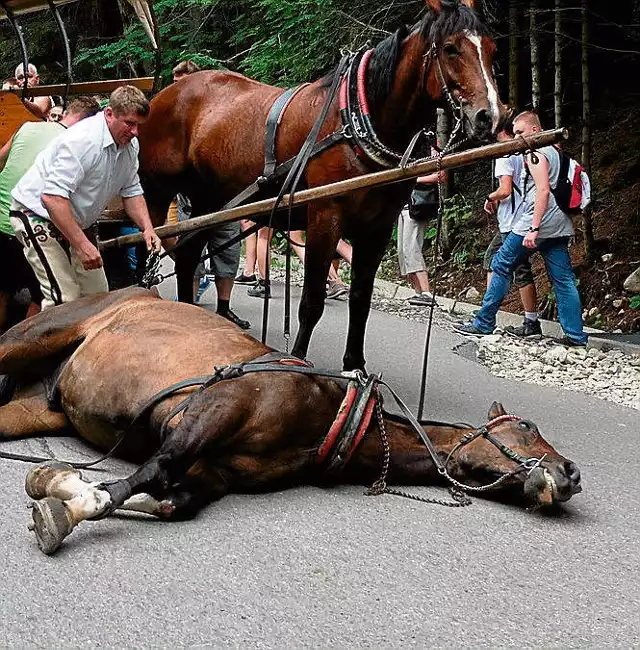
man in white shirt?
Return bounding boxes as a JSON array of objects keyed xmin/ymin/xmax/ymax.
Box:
[
  {"xmin": 10, "ymin": 85, "xmax": 161, "ymax": 309},
  {"xmin": 482, "ymin": 128, "xmax": 540, "ymax": 338}
]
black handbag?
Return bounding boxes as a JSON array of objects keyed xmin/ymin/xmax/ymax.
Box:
[{"xmin": 409, "ymin": 183, "xmax": 439, "ymax": 221}]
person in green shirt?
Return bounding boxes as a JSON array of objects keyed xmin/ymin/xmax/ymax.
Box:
[{"xmin": 0, "ymin": 96, "xmax": 100, "ymax": 331}]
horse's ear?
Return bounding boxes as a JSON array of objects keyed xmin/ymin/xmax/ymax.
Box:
[
  {"xmin": 488, "ymin": 401, "xmax": 507, "ymax": 420},
  {"xmin": 424, "ymin": 0, "xmax": 443, "ymax": 13}
]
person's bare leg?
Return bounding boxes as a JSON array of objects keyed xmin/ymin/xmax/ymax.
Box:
[
  {"xmin": 409, "ymin": 270, "xmax": 431, "ymax": 294},
  {"xmin": 215, "ymin": 277, "xmax": 233, "ymax": 302},
  {"xmin": 328, "ymin": 260, "xmax": 340, "ymax": 283},
  {"xmin": 519, "ymin": 282, "xmax": 537, "ymax": 314},
  {"xmin": 336, "ymin": 239, "xmax": 352, "ymax": 264},
  {"xmin": 256, "ymin": 227, "xmax": 273, "ymax": 281},
  {"xmin": 289, "ymin": 231, "xmax": 306, "ymax": 265},
  {"xmin": 240, "ymin": 220, "xmax": 257, "ymax": 277}
]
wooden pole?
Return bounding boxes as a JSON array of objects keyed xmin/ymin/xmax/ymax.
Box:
[{"xmin": 100, "ymin": 128, "xmax": 567, "ymax": 250}]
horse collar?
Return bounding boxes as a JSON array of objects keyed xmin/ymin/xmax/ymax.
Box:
[
  {"xmin": 317, "ymin": 373, "xmax": 378, "ymax": 473},
  {"xmin": 339, "ymin": 49, "xmax": 410, "ymax": 170}
]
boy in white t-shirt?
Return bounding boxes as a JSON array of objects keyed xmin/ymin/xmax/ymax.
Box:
[{"xmin": 481, "ymin": 129, "xmax": 541, "ymax": 338}]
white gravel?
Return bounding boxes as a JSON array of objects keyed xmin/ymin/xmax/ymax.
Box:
[
  {"xmin": 261, "ymin": 258, "xmax": 640, "ymax": 411},
  {"xmin": 372, "ymin": 294, "xmax": 640, "ymax": 411}
]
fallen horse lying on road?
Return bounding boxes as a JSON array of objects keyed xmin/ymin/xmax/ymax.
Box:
[{"xmin": 0, "ymin": 289, "xmax": 581, "ymax": 554}]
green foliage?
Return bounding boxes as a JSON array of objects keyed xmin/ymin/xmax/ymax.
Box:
[
  {"xmin": 442, "ymin": 194, "xmax": 481, "ymax": 269},
  {"xmin": 233, "ymin": 0, "xmax": 343, "ymax": 84},
  {"xmin": 630, "ymin": 295, "xmax": 640, "ymax": 310}
]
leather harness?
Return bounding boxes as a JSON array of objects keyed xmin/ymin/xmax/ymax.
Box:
[{"xmin": 137, "ymin": 351, "xmax": 378, "ymax": 475}]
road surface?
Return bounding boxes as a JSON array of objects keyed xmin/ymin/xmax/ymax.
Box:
[{"xmin": 0, "ymin": 282, "xmax": 638, "ymax": 648}]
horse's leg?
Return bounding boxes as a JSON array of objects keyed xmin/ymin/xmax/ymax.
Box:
[
  {"xmin": 173, "ymin": 235, "xmax": 206, "ymax": 304},
  {"xmin": 291, "ymin": 206, "xmax": 342, "ymax": 361},
  {"xmin": 343, "ymin": 228, "xmax": 393, "ymax": 371},
  {"xmin": 0, "ymin": 384, "xmax": 69, "ymax": 440},
  {"xmin": 26, "ymin": 398, "xmax": 234, "ymax": 553}
]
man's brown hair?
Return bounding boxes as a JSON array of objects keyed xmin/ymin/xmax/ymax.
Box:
[
  {"xmin": 172, "ymin": 60, "xmax": 201, "ymax": 77},
  {"xmin": 66, "ymin": 96, "xmax": 101, "ymax": 118},
  {"xmin": 108, "ymin": 85, "xmax": 150, "ymax": 117},
  {"xmin": 513, "ymin": 111, "xmax": 542, "ymax": 130}
]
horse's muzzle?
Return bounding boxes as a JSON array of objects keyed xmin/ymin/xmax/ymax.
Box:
[{"xmin": 524, "ymin": 460, "xmax": 582, "ymax": 506}]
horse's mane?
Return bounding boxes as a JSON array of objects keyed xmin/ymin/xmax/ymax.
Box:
[
  {"xmin": 319, "ymin": 3, "xmax": 489, "ymax": 107},
  {"xmin": 366, "ymin": 3, "xmax": 489, "ymax": 108}
]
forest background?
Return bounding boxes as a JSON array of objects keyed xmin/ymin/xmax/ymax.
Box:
[{"xmin": 1, "ymin": 0, "xmax": 639, "ymax": 330}]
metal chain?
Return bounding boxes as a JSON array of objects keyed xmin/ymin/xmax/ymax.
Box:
[
  {"xmin": 139, "ymin": 251, "xmax": 162, "ymax": 289},
  {"xmin": 363, "ymin": 388, "xmax": 390, "ymax": 496},
  {"xmin": 363, "ymin": 390, "xmax": 473, "ymax": 507}
]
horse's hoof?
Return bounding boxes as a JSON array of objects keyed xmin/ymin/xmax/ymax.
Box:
[
  {"xmin": 25, "ymin": 462, "xmax": 81, "ymax": 500},
  {"xmin": 28, "ymin": 497, "xmax": 75, "ymax": 555}
]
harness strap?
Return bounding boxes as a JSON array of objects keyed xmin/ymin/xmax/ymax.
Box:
[
  {"xmin": 321, "ymin": 374, "xmax": 378, "ymax": 473},
  {"xmin": 264, "ymin": 86, "xmax": 309, "ymax": 178}
]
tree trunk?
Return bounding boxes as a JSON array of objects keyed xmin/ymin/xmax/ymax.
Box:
[
  {"xmin": 581, "ymin": 0, "xmax": 595, "ymax": 262},
  {"xmin": 508, "ymin": 0, "xmax": 519, "ymax": 109},
  {"xmin": 554, "ymin": 0, "xmax": 562, "ymax": 128},
  {"xmin": 530, "ymin": 0, "xmax": 541, "ymax": 110}
]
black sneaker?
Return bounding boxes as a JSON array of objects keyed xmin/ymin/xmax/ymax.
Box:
[
  {"xmin": 505, "ymin": 318, "xmax": 543, "ymax": 339},
  {"xmin": 326, "ymin": 281, "xmax": 349, "ymax": 300},
  {"xmin": 548, "ymin": 335, "xmax": 587, "ymax": 348},
  {"xmin": 247, "ymin": 280, "xmax": 270, "ymax": 299},
  {"xmin": 221, "ymin": 309, "xmax": 251, "ymax": 330},
  {"xmin": 235, "ymin": 273, "xmax": 257, "ymax": 285},
  {"xmin": 453, "ymin": 322, "xmax": 494, "ymax": 337}
]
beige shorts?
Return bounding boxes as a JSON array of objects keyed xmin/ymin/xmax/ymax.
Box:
[
  {"xmin": 397, "ymin": 209, "xmax": 428, "ymax": 276},
  {"xmin": 10, "ymin": 210, "xmax": 108, "ymax": 310}
]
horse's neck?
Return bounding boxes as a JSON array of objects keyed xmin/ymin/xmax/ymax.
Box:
[
  {"xmin": 370, "ymin": 35, "xmax": 439, "ymax": 151},
  {"xmin": 348, "ymin": 417, "xmax": 463, "ymax": 485}
]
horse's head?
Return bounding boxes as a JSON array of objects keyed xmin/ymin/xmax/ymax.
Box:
[
  {"xmin": 421, "ymin": 0, "xmax": 507, "ymax": 141},
  {"xmin": 447, "ymin": 402, "xmax": 582, "ymax": 506}
]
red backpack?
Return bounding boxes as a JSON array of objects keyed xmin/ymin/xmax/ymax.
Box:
[{"xmin": 524, "ymin": 147, "xmax": 591, "ymax": 215}]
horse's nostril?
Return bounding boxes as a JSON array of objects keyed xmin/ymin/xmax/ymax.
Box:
[
  {"xmin": 474, "ymin": 108, "xmax": 492, "ymax": 132},
  {"xmin": 564, "ymin": 461, "xmax": 581, "ymax": 484}
]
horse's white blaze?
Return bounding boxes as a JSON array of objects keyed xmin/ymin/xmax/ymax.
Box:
[{"xmin": 465, "ymin": 31, "xmax": 500, "ymax": 130}]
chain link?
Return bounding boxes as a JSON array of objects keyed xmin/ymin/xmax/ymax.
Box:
[
  {"xmin": 139, "ymin": 251, "xmax": 162, "ymax": 289},
  {"xmin": 363, "ymin": 389, "xmax": 473, "ymax": 507}
]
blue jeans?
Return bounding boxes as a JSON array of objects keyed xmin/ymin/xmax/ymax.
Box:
[
  {"xmin": 118, "ymin": 225, "xmax": 140, "ymax": 271},
  {"xmin": 474, "ymin": 233, "xmax": 587, "ymax": 343}
]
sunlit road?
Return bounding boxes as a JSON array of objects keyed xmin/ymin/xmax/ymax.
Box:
[{"xmin": 0, "ymin": 280, "xmax": 638, "ymax": 648}]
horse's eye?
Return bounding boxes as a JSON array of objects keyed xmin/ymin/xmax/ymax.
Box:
[
  {"xmin": 443, "ymin": 44, "xmax": 459, "ymax": 59},
  {"xmin": 518, "ymin": 421, "xmax": 531, "ymax": 430}
]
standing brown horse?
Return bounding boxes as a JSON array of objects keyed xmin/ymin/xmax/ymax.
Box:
[{"xmin": 137, "ymin": 0, "xmax": 507, "ymax": 370}]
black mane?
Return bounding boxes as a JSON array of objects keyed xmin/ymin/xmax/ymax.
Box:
[{"xmin": 366, "ymin": 2, "xmax": 489, "ymax": 108}]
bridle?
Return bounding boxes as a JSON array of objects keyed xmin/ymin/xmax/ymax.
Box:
[
  {"xmin": 374, "ymin": 382, "xmax": 549, "ymax": 497},
  {"xmin": 442, "ymin": 414, "xmax": 548, "ymax": 490}
]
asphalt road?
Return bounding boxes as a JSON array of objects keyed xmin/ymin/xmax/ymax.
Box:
[{"xmin": 0, "ymin": 280, "xmax": 638, "ymax": 648}]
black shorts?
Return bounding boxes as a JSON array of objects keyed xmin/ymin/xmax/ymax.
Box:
[
  {"xmin": 0, "ymin": 231, "xmax": 43, "ymax": 303},
  {"xmin": 482, "ymin": 231, "xmax": 534, "ymax": 288}
]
